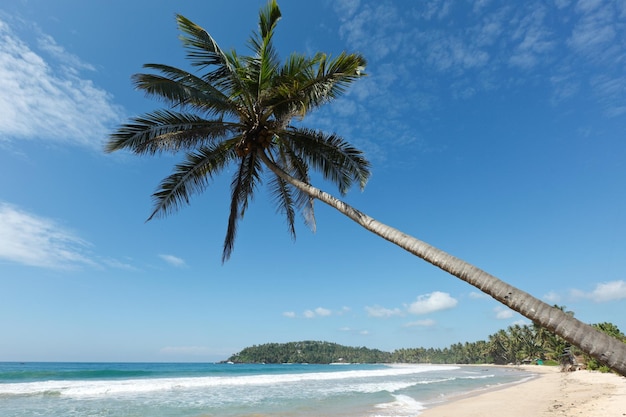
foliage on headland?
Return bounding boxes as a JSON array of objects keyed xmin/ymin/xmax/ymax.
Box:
[
  {"xmin": 226, "ymin": 322, "xmax": 626, "ymax": 369},
  {"xmin": 227, "ymin": 341, "xmax": 390, "ymax": 364}
]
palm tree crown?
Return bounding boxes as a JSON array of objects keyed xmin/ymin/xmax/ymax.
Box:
[
  {"xmin": 107, "ymin": 0, "xmax": 369, "ymax": 262},
  {"xmin": 108, "ymin": 1, "xmax": 626, "ymax": 375}
]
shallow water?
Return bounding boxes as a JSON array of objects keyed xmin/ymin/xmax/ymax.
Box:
[{"xmin": 0, "ymin": 362, "xmax": 533, "ymax": 417}]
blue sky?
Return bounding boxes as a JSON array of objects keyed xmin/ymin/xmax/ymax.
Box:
[{"xmin": 1, "ymin": 0, "xmax": 625, "ymax": 362}]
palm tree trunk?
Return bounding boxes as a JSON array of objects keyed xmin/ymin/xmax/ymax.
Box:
[{"xmin": 259, "ymin": 151, "xmax": 626, "ymax": 376}]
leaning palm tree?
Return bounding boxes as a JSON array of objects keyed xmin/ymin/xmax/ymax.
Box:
[{"xmin": 106, "ymin": 0, "xmax": 626, "ymax": 376}]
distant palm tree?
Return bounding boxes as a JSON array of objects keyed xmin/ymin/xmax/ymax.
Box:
[{"xmin": 106, "ymin": 0, "xmax": 626, "ymax": 376}]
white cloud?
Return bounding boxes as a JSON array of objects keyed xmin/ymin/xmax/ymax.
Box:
[
  {"xmin": 283, "ymin": 311, "xmax": 296, "ymax": 318},
  {"xmin": 159, "ymin": 254, "xmax": 187, "ymax": 268},
  {"xmin": 404, "ymin": 319, "xmax": 436, "ymax": 327},
  {"xmin": 339, "ymin": 326, "xmax": 370, "ymax": 336},
  {"xmin": 407, "ymin": 291, "xmax": 458, "ymax": 315},
  {"xmin": 0, "ymin": 202, "xmax": 95, "ymax": 269},
  {"xmin": 0, "ymin": 201, "xmax": 134, "ymax": 270},
  {"xmin": 365, "ymin": 305, "xmax": 403, "ymax": 318},
  {"xmin": 571, "ymin": 280, "xmax": 626, "ymax": 302},
  {"xmin": 494, "ymin": 306, "xmax": 514, "ymax": 319},
  {"xmin": 302, "ymin": 307, "xmax": 333, "ymax": 319},
  {"xmin": 314, "ymin": 307, "xmax": 332, "ymax": 317},
  {"xmin": 0, "ymin": 18, "xmax": 123, "ymax": 149}
]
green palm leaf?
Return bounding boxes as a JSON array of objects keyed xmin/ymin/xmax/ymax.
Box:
[
  {"xmin": 223, "ymin": 152, "xmax": 263, "ymax": 261},
  {"xmin": 134, "ymin": 64, "xmax": 235, "ymax": 116},
  {"xmin": 281, "ymin": 127, "xmax": 370, "ymax": 194},
  {"xmin": 148, "ymin": 142, "xmax": 236, "ymax": 220},
  {"xmin": 107, "ymin": 110, "xmax": 240, "ymax": 154},
  {"xmin": 176, "ymin": 14, "xmax": 249, "ymax": 102},
  {"xmin": 108, "ymin": 1, "xmax": 367, "ymax": 261},
  {"xmin": 268, "ymin": 174, "xmax": 297, "ymax": 238}
]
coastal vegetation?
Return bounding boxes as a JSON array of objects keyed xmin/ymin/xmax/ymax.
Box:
[
  {"xmin": 228, "ymin": 341, "xmax": 390, "ymax": 364},
  {"xmin": 227, "ymin": 321, "xmax": 626, "ymax": 370},
  {"xmin": 106, "ymin": 0, "xmax": 626, "ymax": 375}
]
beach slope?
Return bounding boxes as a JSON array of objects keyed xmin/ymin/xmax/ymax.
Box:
[{"xmin": 420, "ymin": 366, "xmax": 625, "ymax": 416}]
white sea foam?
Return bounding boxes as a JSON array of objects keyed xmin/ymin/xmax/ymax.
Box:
[
  {"xmin": 0, "ymin": 364, "xmax": 459, "ymax": 398},
  {"xmin": 373, "ymin": 394, "xmax": 426, "ymax": 417}
]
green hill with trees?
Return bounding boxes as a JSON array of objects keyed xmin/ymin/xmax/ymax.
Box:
[
  {"xmin": 227, "ymin": 341, "xmax": 391, "ymax": 364},
  {"xmin": 227, "ymin": 321, "xmax": 625, "ymax": 371}
]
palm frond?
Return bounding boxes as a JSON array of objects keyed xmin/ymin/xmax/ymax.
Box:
[
  {"xmin": 246, "ymin": 0, "xmax": 282, "ymax": 96},
  {"xmin": 265, "ymin": 52, "xmax": 366, "ymax": 118},
  {"xmin": 106, "ymin": 110, "xmax": 241, "ymax": 154},
  {"xmin": 264, "ymin": 53, "xmax": 314, "ymax": 120},
  {"xmin": 258, "ymin": 0, "xmax": 281, "ymax": 40},
  {"xmin": 268, "ymin": 174, "xmax": 297, "ymax": 239},
  {"xmin": 272, "ymin": 144, "xmax": 316, "ymax": 231},
  {"xmin": 307, "ymin": 52, "xmax": 367, "ymax": 107},
  {"xmin": 133, "ymin": 64, "xmax": 236, "ymax": 115},
  {"xmin": 176, "ymin": 14, "xmax": 250, "ymax": 106},
  {"xmin": 109, "ymin": 2, "xmax": 370, "ymax": 263},
  {"xmin": 148, "ymin": 143, "xmax": 235, "ymax": 220},
  {"xmin": 282, "ymin": 127, "xmax": 370, "ymax": 195},
  {"xmin": 223, "ymin": 152, "xmax": 263, "ymax": 262}
]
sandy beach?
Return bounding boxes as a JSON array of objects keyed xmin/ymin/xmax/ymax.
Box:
[{"xmin": 420, "ymin": 365, "xmax": 626, "ymax": 416}]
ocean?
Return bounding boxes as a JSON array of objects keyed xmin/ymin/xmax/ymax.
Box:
[{"xmin": 0, "ymin": 362, "xmax": 534, "ymax": 417}]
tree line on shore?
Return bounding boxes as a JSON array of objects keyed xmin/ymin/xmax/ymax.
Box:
[{"xmin": 227, "ymin": 321, "xmax": 625, "ymax": 372}]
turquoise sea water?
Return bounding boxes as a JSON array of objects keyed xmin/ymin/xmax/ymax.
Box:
[{"xmin": 0, "ymin": 362, "xmax": 535, "ymax": 417}]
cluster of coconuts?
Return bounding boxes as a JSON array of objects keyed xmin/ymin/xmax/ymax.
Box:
[{"xmin": 235, "ymin": 126, "xmax": 274, "ymax": 157}]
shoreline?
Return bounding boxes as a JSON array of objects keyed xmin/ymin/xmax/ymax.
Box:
[{"xmin": 418, "ymin": 365, "xmax": 626, "ymax": 416}]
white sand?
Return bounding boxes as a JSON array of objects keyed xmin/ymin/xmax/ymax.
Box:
[{"xmin": 419, "ymin": 365, "xmax": 626, "ymax": 416}]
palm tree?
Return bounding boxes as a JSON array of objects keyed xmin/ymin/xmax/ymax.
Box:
[{"xmin": 106, "ymin": 0, "xmax": 626, "ymax": 376}]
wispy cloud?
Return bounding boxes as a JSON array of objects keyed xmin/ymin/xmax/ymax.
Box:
[
  {"xmin": 0, "ymin": 17, "xmax": 123, "ymax": 149},
  {"xmin": 0, "ymin": 201, "xmax": 133, "ymax": 270},
  {"xmin": 567, "ymin": 1, "xmax": 617, "ymax": 59},
  {"xmin": 328, "ymin": 0, "xmax": 626, "ymax": 160},
  {"xmin": 403, "ymin": 319, "xmax": 436, "ymax": 327},
  {"xmin": 285, "ymin": 306, "xmax": 342, "ymax": 319},
  {"xmin": 507, "ymin": 5, "xmax": 555, "ymax": 69},
  {"xmin": 159, "ymin": 254, "xmax": 187, "ymax": 268},
  {"xmin": 339, "ymin": 326, "xmax": 370, "ymax": 336},
  {"xmin": 365, "ymin": 305, "xmax": 403, "ymax": 318},
  {"xmin": 571, "ymin": 280, "xmax": 626, "ymax": 302},
  {"xmin": 0, "ymin": 202, "xmax": 95, "ymax": 269}
]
